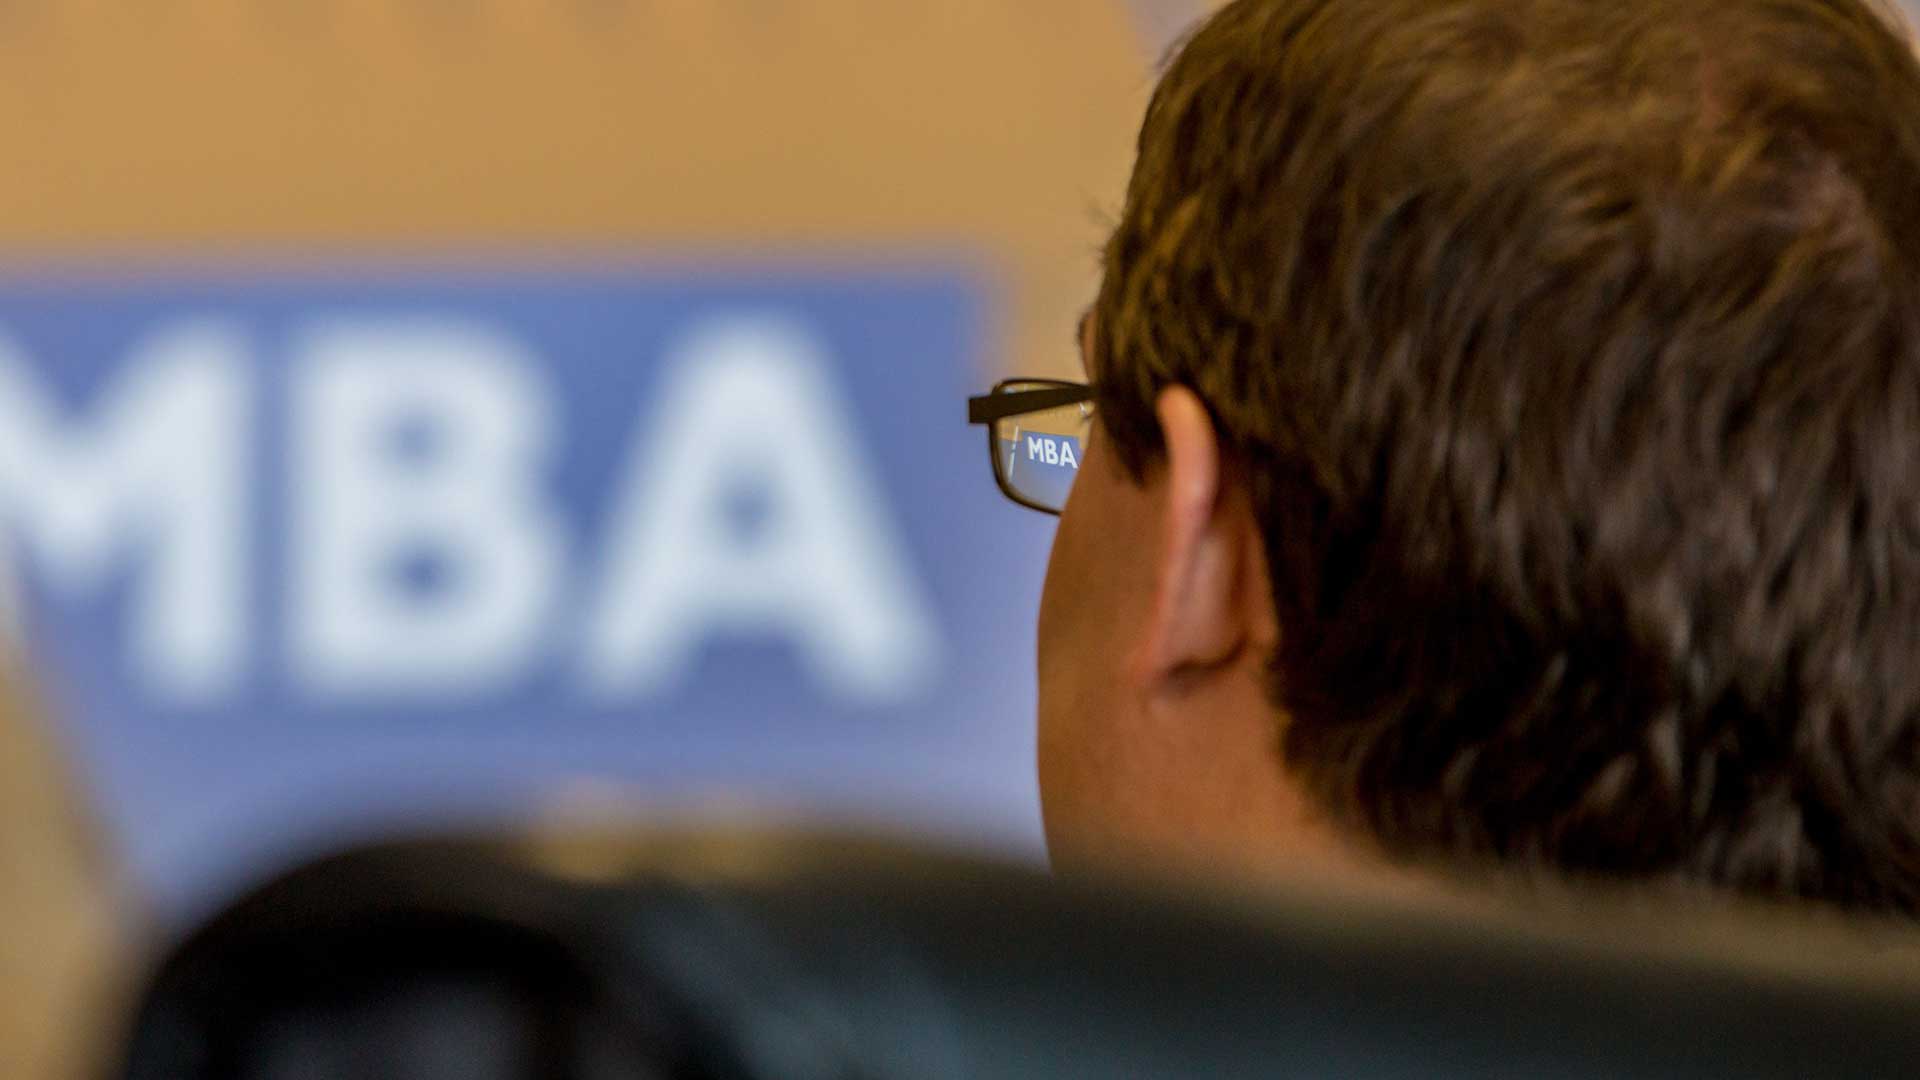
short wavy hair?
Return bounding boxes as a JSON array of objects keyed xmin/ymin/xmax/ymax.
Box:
[{"xmin": 1093, "ymin": 0, "xmax": 1920, "ymax": 912}]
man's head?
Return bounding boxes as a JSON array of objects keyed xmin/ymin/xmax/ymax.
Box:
[{"xmin": 1041, "ymin": 0, "xmax": 1920, "ymax": 913}]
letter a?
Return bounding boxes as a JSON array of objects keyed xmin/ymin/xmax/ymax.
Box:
[{"xmin": 583, "ymin": 315, "xmax": 941, "ymax": 703}]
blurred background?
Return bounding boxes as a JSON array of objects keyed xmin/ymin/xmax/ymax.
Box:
[{"xmin": 0, "ymin": 0, "xmax": 1208, "ymax": 930}]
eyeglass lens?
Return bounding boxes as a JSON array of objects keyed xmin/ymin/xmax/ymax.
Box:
[{"xmin": 993, "ymin": 382, "xmax": 1092, "ymax": 513}]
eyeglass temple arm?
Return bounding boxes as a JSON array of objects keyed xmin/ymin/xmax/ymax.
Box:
[{"xmin": 967, "ymin": 384, "xmax": 1093, "ymax": 425}]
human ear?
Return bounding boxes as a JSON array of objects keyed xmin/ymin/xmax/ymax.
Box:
[{"xmin": 1134, "ymin": 385, "xmax": 1263, "ymax": 686}]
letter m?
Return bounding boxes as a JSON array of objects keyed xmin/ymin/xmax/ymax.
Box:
[{"xmin": 0, "ymin": 324, "xmax": 249, "ymax": 700}]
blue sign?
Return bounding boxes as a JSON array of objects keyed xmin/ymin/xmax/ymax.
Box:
[{"xmin": 0, "ymin": 267, "xmax": 1053, "ymax": 919}]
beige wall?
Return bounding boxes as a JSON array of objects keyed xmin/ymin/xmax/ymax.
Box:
[
  {"xmin": 0, "ymin": 1, "xmax": 1191, "ymax": 380},
  {"xmin": 0, "ymin": 680, "xmax": 124, "ymax": 1080}
]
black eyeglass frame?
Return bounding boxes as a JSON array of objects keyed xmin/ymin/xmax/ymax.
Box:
[{"xmin": 967, "ymin": 378, "xmax": 1094, "ymax": 516}]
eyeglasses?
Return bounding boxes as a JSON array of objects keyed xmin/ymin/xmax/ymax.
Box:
[{"xmin": 967, "ymin": 379, "xmax": 1094, "ymax": 515}]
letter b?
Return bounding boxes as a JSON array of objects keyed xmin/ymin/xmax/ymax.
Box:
[{"xmin": 289, "ymin": 320, "xmax": 564, "ymax": 696}]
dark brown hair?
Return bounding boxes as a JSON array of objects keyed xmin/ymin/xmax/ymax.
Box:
[{"xmin": 1094, "ymin": 0, "xmax": 1920, "ymax": 912}]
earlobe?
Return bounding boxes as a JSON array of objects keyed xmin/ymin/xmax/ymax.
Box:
[{"xmin": 1137, "ymin": 385, "xmax": 1258, "ymax": 685}]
